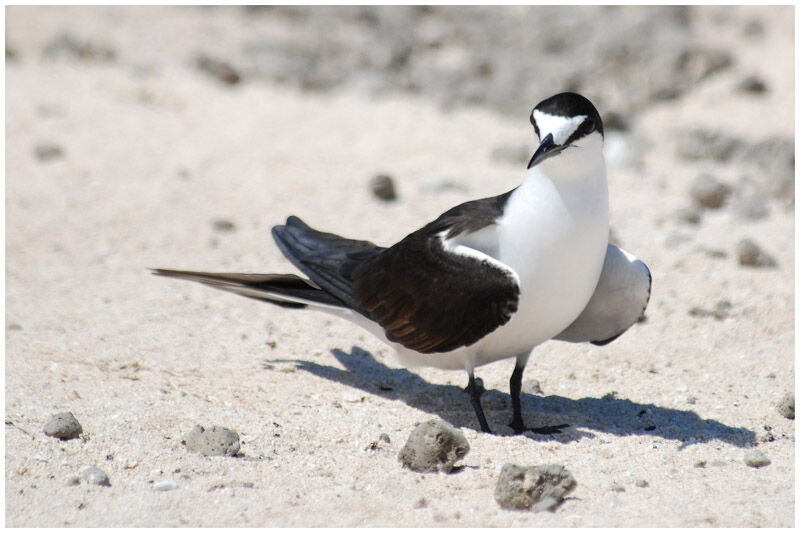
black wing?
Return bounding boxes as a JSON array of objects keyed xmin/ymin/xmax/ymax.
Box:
[
  {"xmin": 271, "ymin": 216, "xmax": 385, "ymax": 309},
  {"xmin": 352, "ymin": 191, "xmax": 520, "ymax": 353}
]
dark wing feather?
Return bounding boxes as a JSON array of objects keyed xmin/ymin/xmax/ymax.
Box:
[
  {"xmin": 271, "ymin": 216, "xmax": 385, "ymax": 309},
  {"xmin": 352, "ymin": 191, "xmax": 519, "ymax": 353}
]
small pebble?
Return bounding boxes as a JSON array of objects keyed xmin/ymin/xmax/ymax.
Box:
[
  {"xmin": 743, "ymin": 19, "xmax": 764, "ymax": 38},
  {"xmin": 183, "ymin": 425, "xmax": 241, "ymax": 456},
  {"xmin": 689, "ymin": 300, "xmax": 732, "ymax": 320},
  {"xmin": 369, "ymin": 173, "xmax": 397, "ymax": 201},
  {"xmin": 494, "ymin": 463, "xmax": 576, "ymax": 512},
  {"xmin": 43, "ymin": 411, "xmax": 83, "ymax": 440},
  {"xmin": 635, "ymin": 479, "xmax": 649, "ymax": 488},
  {"xmin": 736, "ymin": 239, "xmax": 777, "ymax": 268},
  {"xmin": 737, "ymin": 75, "xmax": 767, "ymax": 94},
  {"xmin": 690, "ymin": 173, "xmax": 731, "ymax": 208},
  {"xmin": 610, "ymin": 483, "xmax": 626, "ymax": 492},
  {"xmin": 522, "ymin": 378, "xmax": 543, "ymax": 395},
  {"xmin": 66, "ymin": 476, "xmax": 81, "ymax": 486},
  {"xmin": 154, "ymin": 479, "xmax": 179, "ymax": 491},
  {"xmin": 379, "ymin": 433, "xmax": 391, "ymax": 444},
  {"xmin": 34, "ymin": 141, "xmax": 64, "ymax": 162},
  {"xmin": 195, "ymin": 54, "xmax": 241, "ymax": 85},
  {"xmin": 398, "ymin": 418, "xmax": 469, "ymax": 473},
  {"xmin": 212, "ymin": 218, "xmax": 236, "ymax": 232},
  {"xmin": 776, "ymin": 393, "xmax": 794, "ymax": 420},
  {"xmin": 693, "ymin": 459, "xmax": 707, "ymax": 468},
  {"xmin": 743, "ymin": 450, "xmax": 771, "ymax": 468},
  {"xmin": 82, "ymin": 467, "xmax": 111, "ymax": 486}
]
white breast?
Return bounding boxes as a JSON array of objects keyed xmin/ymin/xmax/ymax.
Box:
[{"xmin": 472, "ymin": 152, "xmax": 609, "ymax": 365}]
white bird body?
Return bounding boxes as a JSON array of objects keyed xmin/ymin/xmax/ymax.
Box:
[{"xmin": 395, "ymin": 134, "xmax": 609, "ymax": 370}]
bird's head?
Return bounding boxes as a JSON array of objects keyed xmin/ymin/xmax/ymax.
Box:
[{"xmin": 528, "ymin": 92, "xmax": 604, "ymax": 170}]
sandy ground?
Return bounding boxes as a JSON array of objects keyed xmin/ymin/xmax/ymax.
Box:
[{"xmin": 5, "ymin": 6, "xmax": 794, "ymax": 527}]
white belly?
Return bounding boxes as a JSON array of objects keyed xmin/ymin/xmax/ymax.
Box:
[{"xmin": 473, "ymin": 166, "xmax": 608, "ymax": 364}]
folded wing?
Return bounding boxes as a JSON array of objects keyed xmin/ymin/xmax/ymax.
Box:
[{"xmin": 554, "ymin": 244, "xmax": 651, "ymax": 345}]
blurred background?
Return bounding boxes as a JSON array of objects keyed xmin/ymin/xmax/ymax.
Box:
[{"xmin": 6, "ymin": 5, "xmax": 793, "ymax": 209}]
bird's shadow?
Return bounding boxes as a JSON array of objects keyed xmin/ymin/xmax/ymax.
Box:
[{"xmin": 264, "ymin": 346, "xmax": 756, "ymax": 447}]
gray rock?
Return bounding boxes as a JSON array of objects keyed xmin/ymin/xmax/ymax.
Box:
[
  {"xmin": 522, "ymin": 378, "xmax": 543, "ymax": 395},
  {"xmin": 635, "ymin": 479, "xmax": 649, "ymax": 488},
  {"xmin": 776, "ymin": 393, "xmax": 794, "ymax": 420},
  {"xmin": 82, "ymin": 466, "xmax": 111, "ymax": 486},
  {"xmin": 211, "ymin": 218, "xmax": 237, "ymax": 232},
  {"xmin": 66, "ymin": 476, "xmax": 81, "ymax": 486},
  {"xmin": 154, "ymin": 479, "xmax": 179, "ymax": 491},
  {"xmin": 369, "ymin": 173, "xmax": 398, "ymax": 201},
  {"xmin": 34, "ymin": 141, "xmax": 64, "ymax": 162},
  {"xmin": 494, "ymin": 463, "xmax": 576, "ymax": 512},
  {"xmin": 736, "ymin": 239, "xmax": 777, "ymax": 268},
  {"xmin": 398, "ymin": 418, "xmax": 469, "ymax": 473},
  {"xmin": 737, "ymin": 75, "xmax": 767, "ymax": 94},
  {"xmin": 743, "ymin": 449, "xmax": 771, "ymax": 468},
  {"xmin": 195, "ymin": 54, "xmax": 241, "ymax": 85},
  {"xmin": 689, "ymin": 299, "xmax": 732, "ymax": 320},
  {"xmin": 183, "ymin": 424, "xmax": 241, "ymax": 456},
  {"xmin": 689, "ymin": 173, "xmax": 731, "ymax": 208},
  {"xmin": 743, "ymin": 18, "xmax": 764, "ymax": 38},
  {"xmin": 43, "ymin": 411, "xmax": 83, "ymax": 440},
  {"xmin": 610, "ymin": 483, "xmax": 626, "ymax": 492},
  {"xmin": 240, "ymin": 6, "xmax": 707, "ymax": 116}
]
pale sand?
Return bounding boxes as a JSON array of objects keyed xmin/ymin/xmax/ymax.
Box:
[{"xmin": 5, "ymin": 6, "xmax": 794, "ymax": 527}]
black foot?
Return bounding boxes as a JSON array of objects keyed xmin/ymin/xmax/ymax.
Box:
[
  {"xmin": 508, "ymin": 421, "xmax": 569, "ymax": 435},
  {"xmin": 466, "ymin": 374, "xmax": 493, "ymax": 433}
]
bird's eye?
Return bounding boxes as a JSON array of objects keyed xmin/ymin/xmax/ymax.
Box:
[{"xmin": 585, "ymin": 118, "xmax": 595, "ymax": 132}]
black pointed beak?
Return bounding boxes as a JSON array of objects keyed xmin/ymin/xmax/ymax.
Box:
[{"xmin": 527, "ymin": 133, "xmax": 565, "ymax": 169}]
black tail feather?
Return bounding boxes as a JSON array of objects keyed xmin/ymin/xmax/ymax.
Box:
[{"xmin": 151, "ymin": 269, "xmax": 341, "ymax": 309}]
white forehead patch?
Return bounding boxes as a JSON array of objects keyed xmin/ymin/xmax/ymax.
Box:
[{"xmin": 532, "ymin": 110, "xmax": 587, "ymax": 145}]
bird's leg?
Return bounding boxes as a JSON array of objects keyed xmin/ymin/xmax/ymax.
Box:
[
  {"xmin": 508, "ymin": 353, "xmax": 568, "ymax": 435},
  {"xmin": 466, "ymin": 371, "xmax": 492, "ymax": 433},
  {"xmin": 508, "ymin": 359, "xmax": 527, "ymax": 434}
]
